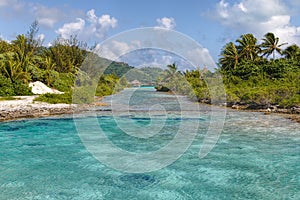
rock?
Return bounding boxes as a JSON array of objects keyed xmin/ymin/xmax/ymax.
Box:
[
  {"xmin": 232, "ymin": 104, "xmax": 247, "ymax": 110},
  {"xmin": 291, "ymin": 107, "xmax": 300, "ymax": 114},
  {"xmin": 29, "ymin": 81, "xmax": 64, "ymax": 95}
]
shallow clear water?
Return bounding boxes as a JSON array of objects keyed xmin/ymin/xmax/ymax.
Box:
[{"xmin": 1, "ymin": 88, "xmax": 300, "ymax": 199}]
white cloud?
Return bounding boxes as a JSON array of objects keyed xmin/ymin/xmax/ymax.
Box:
[
  {"xmin": 0, "ymin": 0, "xmax": 9, "ymax": 7},
  {"xmin": 156, "ymin": 17, "xmax": 176, "ymax": 30},
  {"xmin": 56, "ymin": 18, "xmax": 85, "ymax": 39},
  {"xmin": 32, "ymin": 4, "xmax": 65, "ymax": 28},
  {"xmin": 37, "ymin": 33, "xmax": 45, "ymax": 42},
  {"xmin": 56, "ymin": 9, "xmax": 118, "ymax": 40},
  {"xmin": 186, "ymin": 47, "xmax": 216, "ymax": 70},
  {"xmin": 212, "ymin": 0, "xmax": 300, "ymax": 45},
  {"xmin": 0, "ymin": 0, "xmax": 24, "ymax": 10},
  {"xmin": 99, "ymin": 14, "xmax": 118, "ymax": 29},
  {"xmin": 0, "ymin": 0, "xmax": 66, "ymax": 28},
  {"xmin": 0, "ymin": 34, "xmax": 10, "ymax": 43},
  {"xmin": 86, "ymin": 9, "xmax": 97, "ymax": 24},
  {"xmin": 96, "ymin": 40, "xmax": 141, "ymax": 61}
]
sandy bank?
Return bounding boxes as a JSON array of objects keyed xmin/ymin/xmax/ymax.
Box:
[{"xmin": 0, "ymin": 96, "xmax": 77, "ymax": 121}]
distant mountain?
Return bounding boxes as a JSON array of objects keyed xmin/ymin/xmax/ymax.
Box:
[
  {"xmin": 99, "ymin": 58, "xmax": 164, "ymax": 85},
  {"xmin": 103, "ymin": 61, "xmax": 134, "ymax": 77},
  {"xmin": 125, "ymin": 67, "xmax": 164, "ymax": 84}
]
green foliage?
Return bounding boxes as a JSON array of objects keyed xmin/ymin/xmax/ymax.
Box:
[
  {"xmin": 27, "ymin": 65, "xmax": 44, "ymax": 81},
  {"xmin": 283, "ymin": 44, "xmax": 300, "ymax": 61},
  {"xmin": 72, "ymin": 86, "xmax": 95, "ymax": 104},
  {"xmin": 125, "ymin": 68, "xmax": 151, "ymax": 83},
  {"xmin": 219, "ymin": 42, "xmax": 240, "ymax": 71},
  {"xmin": 222, "ymin": 66, "xmax": 300, "ymax": 108},
  {"xmin": 13, "ymin": 80, "xmax": 33, "ymax": 95},
  {"xmin": 0, "ymin": 22, "xmax": 133, "ymax": 102},
  {"xmin": 236, "ymin": 33, "xmax": 260, "ymax": 61},
  {"xmin": 95, "ymin": 74, "xmax": 127, "ymax": 96},
  {"xmin": 139, "ymin": 67, "xmax": 164, "ymax": 83},
  {"xmin": 34, "ymin": 92, "xmax": 72, "ymax": 104},
  {"xmin": 0, "ymin": 40, "xmax": 13, "ymax": 54},
  {"xmin": 104, "ymin": 61, "xmax": 133, "ymax": 77},
  {"xmin": 42, "ymin": 35, "xmax": 88, "ymax": 73},
  {"xmin": 0, "ymin": 74, "xmax": 32, "ymax": 96},
  {"xmin": 260, "ymin": 32, "xmax": 287, "ymax": 59},
  {"xmin": 156, "ymin": 63, "xmax": 192, "ymax": 95},
  {"xmin": 217, "ymin": 32, "xmax": 300, "ymax": 108},
  {"xmin": 184, "ymin": 69, "xmax": 209, "ymax": 100},
  {"xmin": 0, "ymin": 74, "xmax": 14, "ymax": 96},
  {"xmin": 2, "ymin": 24, "xmax": 299, "ymax": 110},
  {"xmin": 0, "ymin": 96, "xmax": 20, "ymax": 101},
  {"xmin": 51, "ymin": 72, "xmax": 75, "ymax": 92},
  {"xmin": 115, "ymin": 77, "xmax": 130, "ymax": 92}
]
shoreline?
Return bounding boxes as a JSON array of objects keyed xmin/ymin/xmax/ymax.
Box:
[
  {"xmin": 0, "ymin": 96, "xmax": 83, "ymax": 122},
  {"xmin": 0, "ymin": 95, "xmax": 299, "ymax": 123},
  {"xmin": 227, "ymin": 104, "xmax": 300, "ymax": 123}
]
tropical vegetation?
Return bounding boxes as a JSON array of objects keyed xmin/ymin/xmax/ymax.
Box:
[
  {"xmin": 156, "ymin": 33, "xmax": 300, "ymax": 109},
  {"xmin": 0, "ymin": 21, "xmax": 130, "ymax": 103},
  {"xmin": 1, "ymin": 23, "xmax": 299, "ymax": 109}
]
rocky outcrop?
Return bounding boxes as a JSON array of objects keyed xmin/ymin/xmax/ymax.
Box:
[
  {"xmin": 0, "ymin": 104, "xmax": 75, "ymax": 121},
  {"xmin": 230, "ymin": 102, "xmax": 300, "ymax": 115},
  {"xmin": 0, "ymin": 96, "xmax": 77, "ymax": 121},
  {"xmin": 29, "ymin": 81, "xmax": 64, "ymax": 95}
]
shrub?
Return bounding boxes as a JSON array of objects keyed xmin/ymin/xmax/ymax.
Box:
[
  {"xmin": 0, "ymin": 74, "xmax": 14, "ymax": 96},
  {"xmin": 34, "ymin": 92, "xmax": 72, "ymax": 104},
  {"xmin": 72, "ymin": 86, "xmax": 95, "ymax": 104},
  {"xmin": 51, "ymin": 72, "xmax": 75, "ymax": 92},
  {"xmin": 13, "ymin": 80, "xmax": 33, "ymax": 96}
]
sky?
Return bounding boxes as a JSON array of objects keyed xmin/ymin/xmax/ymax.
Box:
[{"xmin": 0, "ymin": 0, "xmax": 300, "ymax": 69}]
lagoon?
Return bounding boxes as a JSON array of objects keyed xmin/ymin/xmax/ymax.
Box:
[{"xmin": 1, "ymin": 87, "xmax": 300, "ymax": 199}]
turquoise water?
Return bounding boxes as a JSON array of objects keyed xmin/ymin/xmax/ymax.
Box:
[{"xmin": 1, "ymin": 88, "xmax": 300, "ymax": 199}]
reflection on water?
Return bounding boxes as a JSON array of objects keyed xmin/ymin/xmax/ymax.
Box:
[{"xmin": 0, "ymin": 87, "xmax": 300, "ymax": 199}]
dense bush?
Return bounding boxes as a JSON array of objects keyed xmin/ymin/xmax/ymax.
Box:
[
  {"xmin": 0, "ymin": 74, "xmax": 15, "ymax": 96},
  {"xmin": 13, "ymin": 80, "xmax": 33, "ymax": 96},
  {"xmin": 0, "ymin": 75, "xmax": 32, "ymax": 96},
  {"xmin": 51, "ymin": 72, "xmax": 75, "ymax": 92},
  {"xmin": 34, "ymin": 92, "xmax": 72, "ymax": 104}
]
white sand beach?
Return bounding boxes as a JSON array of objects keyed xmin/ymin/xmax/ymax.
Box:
[{"xmin": 0, "ymin": 96, "xmax": 76, "ymax": 121}]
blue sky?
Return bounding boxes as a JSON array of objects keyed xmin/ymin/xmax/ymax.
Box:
[{"xmin": 0, "ymin": 0, "xmax": 300, "ymax": 68}]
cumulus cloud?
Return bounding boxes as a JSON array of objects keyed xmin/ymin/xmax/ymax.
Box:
[
  {"xmin": 32, "ymin": 4, "xmax": 65, "ymax": 28},
  {"xmin": 95, "ymin": 40, "xmax": 141, "ymax": 61},
  {"xmin": 56, "ymin": 18, "xmax": 85, "ymax": 39},
  {"xmin": 0, "ymin": 0, "xmax": 24, "ymax": 10},
  {"xmin": 37, "ymin": 33, "xmax": 45, "ymax": 42},
  {"xmin": 0, "ymin": 0, "xmax": 9, "ymax": 7},
  {"xmin": 156, "ymin": 17, "xmax": 176, "ymax": 30},
  {"xmin": 0, "ymin": 34, "xmax": 10, "ymax": 43},
  {"xmin": 0, "ymin": 0, "xmax": 66, "ymax": 28},
  {"xmin": 186, "ymin": 47, "xmax": 217, "ymax": 70},
  {"xmin": 0, "ymin": 0, "xmax": 26, "ymax": 19},
  {"xmin": 56, "ymin": 9, "xmax": 117, "ymax": 41},
  {"xmin": 211, "ymin": 0, "xmax": 300, "ymax": 45},
  {"xmin": 289, "ymin": 0, "xmax": 300, "ymax": 6}
]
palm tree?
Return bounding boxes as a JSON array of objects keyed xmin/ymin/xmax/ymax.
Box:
[
  {"xmin": 165, "ymin": 63, "xmax": 178, "ymax": 78},
  {"xmin": 260, "ymin": 32, "xmax": 287, "ymax": 59},
  {"xmin": 0, "ymin": 53, "xmax": 30, "ymax": 83},
  {"xmin": 236, "ymin": 33, "xmax": 260, "ymax": 61},
  {"xmin": 42, "ymin": 56, "xmax": 57, "ymax": 86},
  {"xmin": 158, "ymin": 62, "xmax": 179, "ymax": 83},
  {"xmin": 0, "ymin": 40, "xmax": 12, "ymax": 54},
  {"xmin": 219, "ymin": 42, "xmax": 240, "ymax": 71},
  {"xmin": 282, "ymin": 44, "xmax": 300, "ymax": 60},
  {"xmin": 156, "ymin": 63, "xmax": 180, "ymax": 92},
  {"xmin": 11, "ymin": 35, "xmax": 36, "ymax": 71}
]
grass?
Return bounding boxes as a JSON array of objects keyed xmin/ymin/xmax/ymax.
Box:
[{"xmin": 0, "ymin": 96, "xmax": 21, "ymax": 101}]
